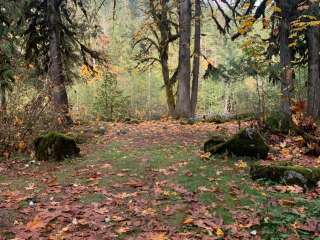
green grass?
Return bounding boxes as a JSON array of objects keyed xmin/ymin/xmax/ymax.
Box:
[
  {"xmin": 0, "ymin": 175, "xmax": 7, "ymax": 182},
  {"xmin": 79, "ymin": 193, "xmax": 106, "ymax": 204},
  {"xmin": 1, "ymin": 137, "xmax": 319, "ymax": 239}
]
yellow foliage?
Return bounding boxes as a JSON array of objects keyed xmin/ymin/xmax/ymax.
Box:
[
  {"xmin": 309, "ymin": 20, "xmax": 320, "ymax": 27},
  {"xmin": 80, "ymin": 65, "xmax": 90, "ymax": 78},
  {"xmin": 242, "ymin": 3, "xmax": 251, "ymax": 9},
  {"xmin": 289, "ymin": 41, "xmax": 297, "ymax": 48},
  {"xmin": 80, "ymin": 64, "xmax": 105, "ymax": 84},
  {"xmin": 235, "ymin": 160, "xmax": 248, "ymax": 169},
  {"xmin": 273, "ymin": 6, "xmax": 282, "ymax": 13}
]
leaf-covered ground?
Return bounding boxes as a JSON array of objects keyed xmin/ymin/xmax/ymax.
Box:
[{"xmin": 0, "ymin": 121, "xmax": 319, "ymax": 240}]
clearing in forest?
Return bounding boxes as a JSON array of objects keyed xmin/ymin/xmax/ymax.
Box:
[{"xmin": 0, "ymin": 121, "xmax": 319, "ymax": 239}]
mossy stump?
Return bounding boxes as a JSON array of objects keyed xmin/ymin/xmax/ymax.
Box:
[
  {"xmin": 204, "ymin": 133, "xmax": 229, "ymax": 153},
  {"xmin": 34, "ymin": 132, "xmax": 80, "ymax": 161},
  {"xmin": 204, "ymin": 128, "xmax": 269, "ymax": 159},
  {"xmin": 250, "ymin": 163, "xmax": 320, "ymax": 188}
]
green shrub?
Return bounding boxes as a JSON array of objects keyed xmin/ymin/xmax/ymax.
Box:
[
  {"xmin": 265, "ymin": 112, "xmax": 291, "ymax": 133},
  {"xmin": 94, "ymin": 72, "xmax": 129, "ymax": 121}
]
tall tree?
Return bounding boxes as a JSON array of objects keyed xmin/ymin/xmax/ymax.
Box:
[
  {"xmin": 278, "ymin": 0, "xmax": 294, "ymax": 119},
  {"xmin": 175, "ymin": 0, "xmax": 192, "ymax": 118},
  {"xmin": 191, "ymin": 0, "xmax": 201, "ymax": 116},
  {"xmin": 48, "ymin": 0, "xmax": 69, "ymax": 119},
  {"xmin": 134, "ymin": 0, "xmax": 179, "ymax": 116},
  {"xmin": 306, "ymin": 1, "xmax": 320, "ymax": 118},
  {"xmin": 210, "ymin": 0, "xmax": 306, "ymax": 119},
  {"xmin": 0, "ymin": 1, "xmax": 17, "ymax": 113},
  {"xmin": 156, "ymin": 0, "xmax": 179, "ymax": 116},
  {"xmin": 24, "ymin": 0, "xmax": 102, "ymax": 122}
]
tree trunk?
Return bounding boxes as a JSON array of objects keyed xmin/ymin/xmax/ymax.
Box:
[
  {"xmin": 191, "ymin": 0, "xmax": 201, "ymax": 117},
  {"xmin": 0, "ymin": 85, "xmax": 6, "ymax": 113},
  {"xmin": 307, "ymin": 2, "xmax": 320, "ymax": 119},
  {"xmin": 161, "ymin": 52, "xmax": 176, "ymax": 116},
  {"xmin": 48, "ymin": 0, "xmax": 71, "ymax": 122},
  {"xmin": 175, "ymin": 0, "xmax": 192, "ymax": 119},
  {"xmin": 159, "ymin": 2, "xmax": 176, "ymax": 117},
  {"xmin": 279, "ymin": 1, "xmax": 293, "ymax": 119},
  {"xmin": 224, "ymin": 83, "xmax": 232, "ymax": 116}
]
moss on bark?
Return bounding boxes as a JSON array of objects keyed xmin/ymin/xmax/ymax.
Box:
[
  {"xmin": 204, "ymin": 133, "xmax": 228, "ymax": 153},
  {"xmin": 250, "ymin": 163, "xmax": 320, "ymax": 187},
  {"xmin": 34, "ymin": 132, "xmax": 80, "ymax": 161},
  {"xmin": 204, "ymin": 128, "xmax": 269, "ymax": 159}
]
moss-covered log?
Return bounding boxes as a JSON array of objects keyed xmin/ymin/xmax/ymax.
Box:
[
  {"xmin": 250, "ymin": 163, "xmax": 320, "ymax": 188},
  {"xmin": 203, "ymin": 113, "xmax": 255, "ymax": 124},
  {"xmin": 204, "ymin": 133, "xmax": 228, "ymax": 153},
  {"xmin": 34, "ymin": 132, "xmax": 80, "ymax": 161},
  {"xmin": 204, "ymin": 128, "xmax": 269, "ymax": 159}
]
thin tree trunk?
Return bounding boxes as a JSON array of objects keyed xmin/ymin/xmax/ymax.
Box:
[
  {"xmin": 279, "ymin": 2, "xmax": 293, "ymax": 119},
  {"xmin": 224, "ymin": 82, "xmax": 231, "ymax": 116},
  {"xmin": 256, "ymin": 77, "xmax": 262, "ymax": 119},
  {"xmin": 48, "ymin": 0, "xmax": 71, "ymax": 122},
  {"xmin": 175, "ymin": 0, "xmax": 192, "ymax": 119},
  {"xmin": 307, "ymin": 2, "xmax": 320, "ymax": 119},
  {"xmin": 191, "ymin": 0, "xmax": 201, "ymax": 117},
  {"xmin": 261, "ymin": 78, "xmax": 266, "ymax": 122},
  {"xmin": 0, "ymin": 85, "xmax": 6, "ymax": 113}
]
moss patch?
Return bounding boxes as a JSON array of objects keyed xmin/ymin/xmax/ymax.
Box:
[
  {"xmin": 79, "ymin": 193, "xmax": 106, "ymax": 204},
  {"xmin": 205, "ymin": 128, "xmax": 269, "ymax": 159},
  {"xmin": 250, "ymin": 163, "xmax": 320, "ymax": 187},
  {"xmin": 34, "ymin": 132, "xmax": 80, "ymax": 161}
]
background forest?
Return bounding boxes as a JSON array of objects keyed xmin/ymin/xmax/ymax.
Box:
[
  {"xmin": 69, "ymin": 0, "xmax": 286, "ymax": 121},
  {"xmin": 1, "ymin": 0, "xmax": 309, "ymax": 125}
]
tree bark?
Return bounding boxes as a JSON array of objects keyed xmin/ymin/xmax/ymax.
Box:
[
  {"xmin": 280, "ymin": 17, "xmax": 293, "ymax": 118},
  {"xmin": 175, "ymin": 0, "xmax": 192, "ymax": 119},
  {"xmin": 307, "ymin": 2, "xmax": 320, "ymax": 119},
  {"xmin": 161, "ymin": 57, "xmax": 176, "ymax": 116},
  {"xmin": 224, "ymin": 82, "xmax": 232, "ymax": 116},
  {"xmin": 191, "ymin": 0, "xmax": 201, "ymax": 117},
  {"xmin": 48, "ymin": 0, "xmax": 71, "ymax": 122},
  {"xmin": 279, "ymin": 1, "xmax": 293, "ymax": 119},
  {"xmin": 159, "ymin": 0, "xmax": 176, "ymax": 116},
  {"xmin": 0, "ymin": 85, "xmax": 6, "ymax": 113}
]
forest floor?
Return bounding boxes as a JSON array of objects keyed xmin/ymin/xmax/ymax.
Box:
[{"xmin": 0, "ymin": 121, "xmax": 319, "ymax": 240}]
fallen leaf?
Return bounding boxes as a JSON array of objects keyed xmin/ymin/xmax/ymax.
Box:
[
  {"xmin": 149, "ymin": 232, "xmax": 168, "ymax": 240},
  {"xmin": 215, "ymin": 227, "xmax": 224, "ymax": 237},
  {"xmin": 115, "ymin": 226, "xmax": 130, "ymax": 234},
  {"xmin": 235, "ymin": 160, "xmax": 248, "ymax": 169},
  {"xmin": 26, "ymin": 216, "xmax": 45, "ymax": 231},
  {"xmin": 183, "ymin": 216, "xmax": 194, "ymax": 225}
]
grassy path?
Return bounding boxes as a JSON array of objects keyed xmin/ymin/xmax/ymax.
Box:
[{"xmin": 0, "ymin": 121, "xmax": 319, "ymax": 239}]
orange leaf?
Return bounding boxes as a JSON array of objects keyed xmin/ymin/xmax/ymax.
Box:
[
  {"xmin": 115, "ymin": 226, "xmax": 130, "ymax": 234},
  {"xmin": 149, "ymin": 232, "xmax": 168, "ymax": 240},
  {"xmin": 183, "ymin": 216, "xmax": 194, "ymax": 225},
  {"xmin": 26, "ymin": 216, "xmax": 45, "ymax": 231}
]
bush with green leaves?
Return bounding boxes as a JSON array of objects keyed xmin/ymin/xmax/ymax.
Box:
[{"xmin": 94, "ymin": 73, "xmax": 129, "ymax": 121}]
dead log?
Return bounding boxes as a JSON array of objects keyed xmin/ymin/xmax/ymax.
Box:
[
  {"xmin": 250, "ymin": 163, "xmax": 320, "ymax": 188},
  {"xmin": 204, "ymin": 128, "xmax": 269, "ymax": 159}
]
